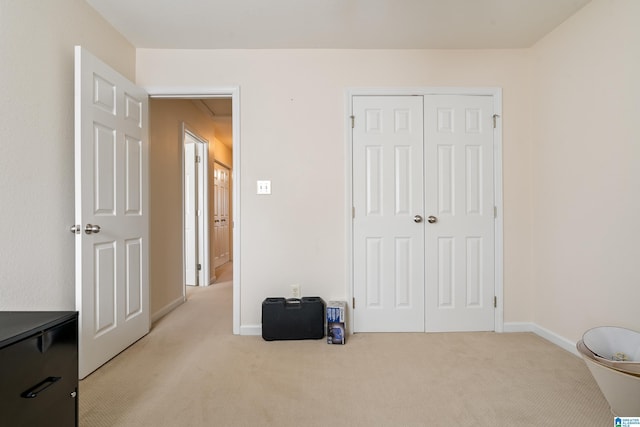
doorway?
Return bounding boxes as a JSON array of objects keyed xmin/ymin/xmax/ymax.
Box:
[
  {"xmin": 148, "ymin": 88, "xmax": 241, "ymax": 335},
  {"xmin": 348, "ymin": 88, "xmax": 504, "ymax": 334}
]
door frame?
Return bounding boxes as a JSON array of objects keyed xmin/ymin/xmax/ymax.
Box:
[
  {"xmin": 345, "ymin": 87, "xmax": 504, "ymax": 334},
  {"xmin": 147, "ymin": 86, "xmax": 241, "ymax": 335},
  {"xmin": 182, "ymin": 125, "xmax": 210, "ymax": 288}
]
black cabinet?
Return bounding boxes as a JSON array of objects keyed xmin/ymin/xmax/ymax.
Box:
[{"xmin": 0, "ymin": 311, "xmax": 78, "ymax": 427}]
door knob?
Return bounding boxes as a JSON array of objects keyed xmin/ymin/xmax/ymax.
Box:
[
  {"xmin": 84, "ymin": 224, "xmax": 101, "ymax": 234},
  {"xmin": 413, "ymin": 215, "xmax": 423, "ymax": 223},
  {"xmin": 427, "ymin": 216, "xmax": 438, "ymax": 224}
]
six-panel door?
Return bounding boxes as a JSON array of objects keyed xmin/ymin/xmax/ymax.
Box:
[
  {"xmin": 352, "ymin": 96, "xmax": 426, "ymax": 332},
  {"xmin": 352, "ymin": 94, "xmax": 496, "ymax": 333},
  {"xmin": 75, "ymin": 46, "xmax": 149, "ymax": 378}
]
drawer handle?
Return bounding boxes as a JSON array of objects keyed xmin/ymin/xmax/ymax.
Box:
[{"xmin": 21, "ymin": 376, "xmax": 62, "ymax": 399}]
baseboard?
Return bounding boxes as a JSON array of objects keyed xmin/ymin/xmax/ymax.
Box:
[
  {"xmin": 504, "ymin": 322, "xmax": 579, "ymax": 357},
  {"xmin": 241, "ymin": 321, "xmax": 579, "ymax": 356},
  {"xmin": 240, "ymin": 324, "xmax": 262, "ymax": 336},
  {"xmin": 503, "ymin": 322, "xmax": 534, "ymax": 333},
  {"xmin": 532, "ymin": 323, "xmax": 580, "ymax": 357},
  {"xmin": 151, "ymin": 296, "xmax": 185, "ymax": 325}
]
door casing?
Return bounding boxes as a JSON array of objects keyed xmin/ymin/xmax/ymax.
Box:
[{"xmin": 345, "ymin": 87, "xmax": 504, "ymax": 334}]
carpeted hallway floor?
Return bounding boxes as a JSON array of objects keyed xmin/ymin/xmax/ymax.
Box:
[{"xmin": 79, "ymin": 264, "xmax": 612, "ymax": 426}]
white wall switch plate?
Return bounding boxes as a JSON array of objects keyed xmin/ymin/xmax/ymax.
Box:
[{"xmin": 257, "ymin": 180, "xmax": 271, "ymax": 195}]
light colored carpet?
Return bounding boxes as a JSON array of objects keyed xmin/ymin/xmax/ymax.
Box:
[{"xmin": 79, "ymin": 267, "xmax": 612, "ymax": 426}]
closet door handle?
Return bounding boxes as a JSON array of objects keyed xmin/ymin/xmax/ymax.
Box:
[{"xmin": 84, "ymin": 224, "xmax": 101, "ymax": 234}]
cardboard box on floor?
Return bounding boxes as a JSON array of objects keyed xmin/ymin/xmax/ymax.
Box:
[{"xmin": 327, "ymin": 301, "xmax": 346, "ymax": 344}]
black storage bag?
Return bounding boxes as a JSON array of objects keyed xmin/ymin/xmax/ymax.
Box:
[{"xmin": 262, "ymin": 297, "xmax": 325, "ymax": 341}]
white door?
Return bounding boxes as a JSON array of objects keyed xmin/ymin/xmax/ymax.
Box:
[
  {"xmin": 352, "ymin": 96, "xmax": 425, "ymax": 332},
  {"xmin": 213, "ymin": 162, "xmax": 230, "ymax": 269},
  {"xmin": 183, "ymin": 130, "xmax": 210, "ymax": 287},
  {"xmin": 424, "ymin": 95, "xmax": 495, "ymax": 332},
  {"xmin": 352, "ymin": 93, "xmax": 496, "ymax": 333},
  {"xmin": 74, "ymin": 46, "xmax": 149, "ymax": 379},
  {"xmin": 184, "ymin": 137, "xmax": 197, "ymax": 286}
]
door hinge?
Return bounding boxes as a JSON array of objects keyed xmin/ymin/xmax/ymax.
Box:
[
  {"xmin": 352, "ymin": 297, "xmax": 355, "ymax": 309},
  {"xmin": 352, "ymin": 206, "xmax": 355, "ymax": 219},
  {"xmin": 494, "ymin": 206, "xmax": 497, "ymax": 218},
  {"xmin": 197, "ymin": 263, "xmax": 202, "ymax": 271},
  {"xmin": 350, "ymin": 115, "xmax": 355, "ymax": 129},
  {"xmin": 196, "ymin": 155, "xmax": 201, "ymax": 163},
  {"xmin": 492, "ymin": 114, "xmax": 499, "ymax": 129},
  {"xmin": 494, "ymin": 296, "xmax": 497, "ymax": 308}
]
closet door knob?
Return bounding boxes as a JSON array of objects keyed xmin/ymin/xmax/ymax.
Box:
[{"xmin": 84, "ymin": 224, "xmax": 101, "ymax": 234}]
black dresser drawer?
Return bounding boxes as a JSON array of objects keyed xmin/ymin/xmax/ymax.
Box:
[{"xmin": 0, "ymin": 312, "xmax": 78, "ymax": 427}]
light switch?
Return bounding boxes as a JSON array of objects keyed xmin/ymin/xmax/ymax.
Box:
[{"xmin": 257, "ymin": 180, "xmax": 271, "ymax": 195}]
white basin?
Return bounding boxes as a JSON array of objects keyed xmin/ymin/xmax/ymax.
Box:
[
  {"xmin": 578, "ymin": 340, "xmax": 640, "ymax": 417},
  {"xmin": 582, "ymin": 326, "xmax": 640, "ymax": 375}
]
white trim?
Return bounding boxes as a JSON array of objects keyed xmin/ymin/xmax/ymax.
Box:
[
  {"xmin": 345, "ymin": 87, "xmax": 502, "ymax": 97},
  {"xmin": 503, "ymin": 322, "xmax": 534, "ymax": 333},
  {"xmin": 344, "ymin": 90, "xmax": 355, "ymax": 334},
  {"xmin": 214, "ymin": 158, "xmax": 232, "ymax": 171},
  {"xmin": 201, "ymin": 141, "xmax": 211, "ymax": 285},
  {"xmin": 240, "ymin": 325, "xmax": 262, "ymax": 336},
  {"xmin": 492, "ymin": 89, "xmax": 504, "ymax": 333},
  {"xmin": 504, "ymin": 322, "xmax": 580, "ymax": 357},
  {"xmin": 146, "ymin": 86, "xmax": 242, "ymax": 335},
  {"xmin": 147, "ymin": 87, "xmax": 240, "ymax": 98},
  {"xmin": 151, "ymin": 296, "xmax": 185, "ymax": 324},
  {"xmin": 532, "ymin": 323, "xmax": 580, "ymax": 357},
  {"xmin": 345, "ymin": 87, "xmax": 504, "ymax": 334}
]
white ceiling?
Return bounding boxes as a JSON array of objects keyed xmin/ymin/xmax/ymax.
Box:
[{"xmin": 86, "ymin": 0, "xmax": 591, "ymax": 50}]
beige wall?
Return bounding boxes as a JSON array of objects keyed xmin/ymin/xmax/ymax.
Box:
[
  {"xmin": 149, "ymin": 99, "xmax": 231, "ymax": 316},
  {"xmin": 530, "ymin": 0, "xmax": 640, "ymax": 342},
  {"xmin": 137, "ymin": 49, "xmax": 534, "ymax": 329},
  {"xmin": 0, "ymin": 0, "xmax": 135, "ymax": 310}
]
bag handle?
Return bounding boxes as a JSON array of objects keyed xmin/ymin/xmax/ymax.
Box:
[{"xmin": 285, "ymin": 298, "xmax": 302, "ymax": 308}]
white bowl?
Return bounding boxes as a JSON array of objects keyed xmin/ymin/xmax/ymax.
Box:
[
  {"xmin": 582, "ymin": 326, "xmax": 640, "ymax": 361},
  {"xmin": 578, "ymin": 340, "xmax": 640, "ymax": 377},
  {"xmin": 582, "ymin": 327, "xmax": 640, "ymax": 376}
]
